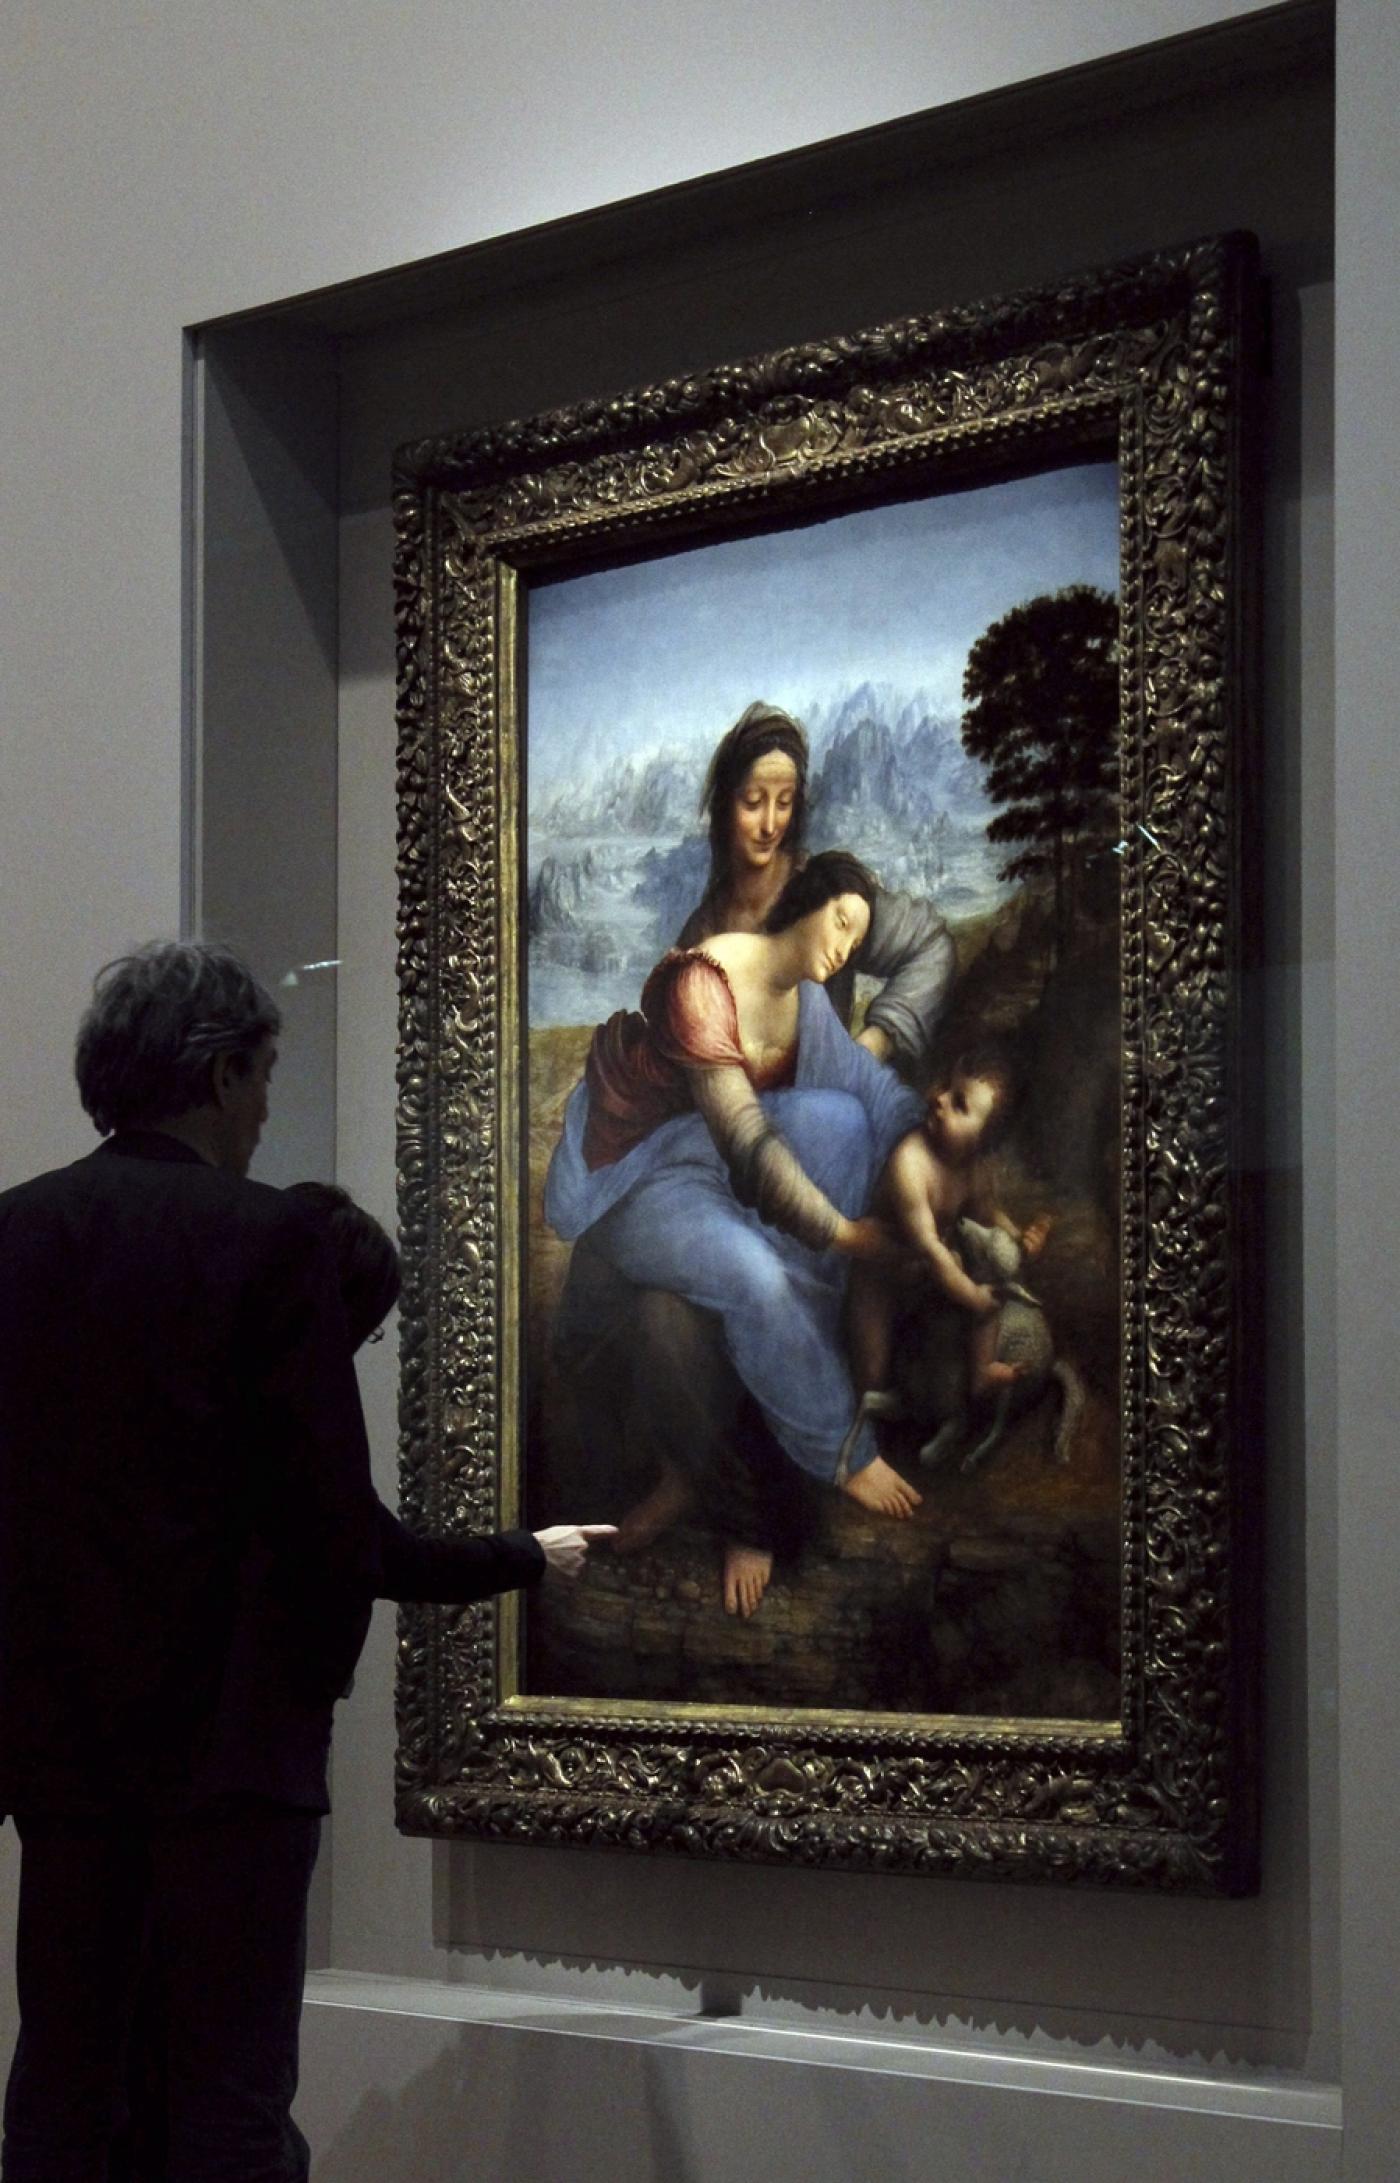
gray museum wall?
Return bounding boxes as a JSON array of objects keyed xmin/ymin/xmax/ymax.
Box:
[{"xmin": 3, "ymin": 0, "xmax": 1396, "ymax": 2176}]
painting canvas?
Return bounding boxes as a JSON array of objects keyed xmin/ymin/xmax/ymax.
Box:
[
  {"xmin": 524, "ymin": 462, "xmax": 1124, "ymax": 1721},
  {"xmin": 393, "ymin": 233, "xmax": 1260, "ymax": 1889}
]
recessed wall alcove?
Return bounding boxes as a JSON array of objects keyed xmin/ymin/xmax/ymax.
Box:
[{"xmin": 191, "ymin": 7, "xmax": 1341, "ymax": 2172}]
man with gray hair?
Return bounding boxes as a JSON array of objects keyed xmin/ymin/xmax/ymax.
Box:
[{"xmin": 0, "ymin": 941, "xmax": 601, "ymax": 2179}]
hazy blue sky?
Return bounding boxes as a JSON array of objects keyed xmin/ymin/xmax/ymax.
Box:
[{"xmin": 526, "ymin": 458, "xmax": 1119, "ymax": 798}]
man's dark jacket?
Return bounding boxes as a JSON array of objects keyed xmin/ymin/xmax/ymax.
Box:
[{"xmin": 0, "ymin": 1132, "xmax": 543, "ymax": 1816}]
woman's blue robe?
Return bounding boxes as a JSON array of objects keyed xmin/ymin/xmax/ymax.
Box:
[{"xmin": 544, "ymin": 982, "xmax": 923, "ymax": 1483}]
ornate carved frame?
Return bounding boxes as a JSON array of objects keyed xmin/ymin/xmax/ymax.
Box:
[{"xmin": 392, "ymin": 233, "xmax": 1260, "ymax": 1891}]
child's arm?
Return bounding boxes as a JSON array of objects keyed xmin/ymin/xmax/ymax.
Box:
[{"xmin": 884, "ymin": 1136, "xmax": 998, "ymax": 1317}]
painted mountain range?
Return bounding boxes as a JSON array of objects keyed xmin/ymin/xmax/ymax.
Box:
[{"xmin": 527, "ymin": 686, "xmax": 1006, "ymax": 1024}]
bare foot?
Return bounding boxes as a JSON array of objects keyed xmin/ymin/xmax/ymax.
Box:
[
  {"xmin": 613, "ymin": 1466, "xmax": 695, "ymax": 1555},
  {"xmin": 723, "ymin": 1543, "xmax": 773, "ymax": 1618},
  {"xmin": 841, "ymin": 1454, "xmax": 922, "ymax": 1519}
]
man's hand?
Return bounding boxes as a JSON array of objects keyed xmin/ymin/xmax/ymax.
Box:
[{"xmin": 533, "ymin": 1523, "xmax": 618, "ymax": 1579}]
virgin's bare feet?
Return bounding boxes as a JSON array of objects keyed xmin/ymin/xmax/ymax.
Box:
[
  {"xmin": 841, "ymin": 1454, "xmax": 922, "ymax": 1519},
  {"xmin": 723, "ymin": 1544, "xmax": 773, "ymax": 1618},
  {"xmin": 613, "ymin": 1466, "xmax": 695, "ymax": 1555}
]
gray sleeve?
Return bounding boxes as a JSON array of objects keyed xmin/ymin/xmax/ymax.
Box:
[
  {"xmin": 689, "ymin": 1065, "xmax": 840, "ymax": 1252},
  {"xmin": 858, "ymin": 888, "xmax": 956, "ymax": 1071}
]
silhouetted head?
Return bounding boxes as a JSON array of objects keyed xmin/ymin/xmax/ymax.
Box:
[
  {"xmin": 284, "ymin": 1181, "xmax": 401, "ymax": 1351},
  {"xmin": 75, "ymin": 940, "xmax": 281, "ymax": 1171}
]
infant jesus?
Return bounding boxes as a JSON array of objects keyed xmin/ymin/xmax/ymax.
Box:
[{"xmin": 840, "ymin": 1047, "xmax": 1049, "ymax": 1486}]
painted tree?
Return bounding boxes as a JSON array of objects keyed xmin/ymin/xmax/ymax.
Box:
[{"xmin": 961, "ymin": 584, "xmax": 1120, "ymax": 952}]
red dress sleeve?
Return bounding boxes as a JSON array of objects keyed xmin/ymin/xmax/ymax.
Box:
[
  {"xmin": 643, "ymin": 952, "xmax": 746, "ymax": 1069},
  {"xmin": 581, "ymin": 953, "xmax": 745, "ymax": 1170}
]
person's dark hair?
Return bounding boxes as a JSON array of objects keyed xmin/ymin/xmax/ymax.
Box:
[
  {"xmin": 699, "ymin": 701, "xmax": 809, "ymax": 887},
  {"xmin": 284, "ymin": 1182, "xmax": 401, "ymax": 1351},
  {"xmin": 74, "ymin": 940, "xmax": 281, "ymax": 1136},
  {"xmin": 936, "ymin": 1041, "xmax": 1019, "ymax": 1155},
  {"xmin": 761, "ymin": 849, "xmax": 877, "ymax": 936}
]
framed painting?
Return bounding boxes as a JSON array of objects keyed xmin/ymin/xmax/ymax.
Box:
[{"xmin": 392, "ymin": 232, "xmax": 1260, "ymax": 1890}]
